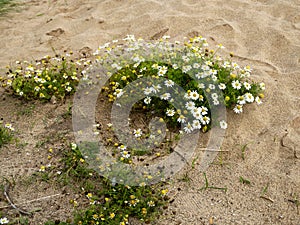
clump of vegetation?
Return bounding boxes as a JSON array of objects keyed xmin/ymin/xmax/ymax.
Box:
[
  {"xmin": 0, "ymin": 120, "xmax": 13, "ymax": 148},
  {"xmin": 0, "ymin": 53, "xmax": 90, "ymax": 101}
]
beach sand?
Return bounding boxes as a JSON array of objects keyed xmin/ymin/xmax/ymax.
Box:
[{"xmin": 0, "ymin": 0, "xmax": 299, "ymax": 224}]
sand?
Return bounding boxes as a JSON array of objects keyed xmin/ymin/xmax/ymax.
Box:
[{"xmin": 0, "ymin": 0, "xmax": 299, "ymax": 224}]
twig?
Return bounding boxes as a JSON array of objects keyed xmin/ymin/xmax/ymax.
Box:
[
  {"xmin": 0, "ymin": 193, "xmax": 61, "ymax": 210},
  {"xmin": 3, "ymin": 182, "xmax": 32, "ymax": 216},
  {"xmin": 260, "ymin": 195, "xmax": 274, "ymax": 203},
  {"xmin": 198, "ymin": 148, "xmax": 229, "ymax": 152}
]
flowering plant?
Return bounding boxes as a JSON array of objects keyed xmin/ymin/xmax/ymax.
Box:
[
  {"xmin": 97, "ymin": 35, "xmax": 265, "ymax": 134},
  {"xmin": 0, "ymin": 53, "xmax": 90, "ymax": 101}
]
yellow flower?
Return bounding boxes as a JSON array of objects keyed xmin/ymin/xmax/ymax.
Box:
[
  {"xmin": 259, "ymin": 93, "xmax": 264, "ymax": 98},
  {"xmin": 87, "ymin": 193, "xmax": 93, "ymax": 198},
  {"xmin": 230, "ymin": 73, "xmax": 237, "ymax": 79},
  {"xmin": 80, "ymin": 158, "xmax": 85, "ymax": 163},
  {"xmin": 109, "ymin": 213, "xmax": 115, "ymax": 219},
  {"xmin": 225, "ymin": 96, "xmax": 230, "ymax": 101},
  {"xmin": 161, "ymin": 189, "xmax": 168, "ymax": 196}
]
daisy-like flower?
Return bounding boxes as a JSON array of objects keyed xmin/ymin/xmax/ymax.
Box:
[
  {"xmin": 172, "ymin": 63, "xmax": 179, "ymax": 69},
  {"xmin": 201, "ymin": 116, "xmax": 210, "ymax": 125},
  {"xmin": 121, "ymin": 151, "xmax": 131, "ymax": 158},
  {"xmin": 219, "ymin": 120, "xmax": 228, "ymax": 129},
  {"xmin": 144, "ymin": 87, "xmax": 152, "ymax": 95},
  {"xmin": 118, "ymin": 145, "xmax": 127, "ymax": 151},
  {"xmin": 164, "ymin": 79, "xmax": 174, "ymax": 87},
  {"xmin": 213, "ymin": 99, "xmax": 220, "ymax": 105},
  {"xmin": 158, "ymin": 66, "xmax": 168, "ymax": 76},
  {"xmin": 209, "ymin": 84, "xmax": 215, "ymax": 90},
  {"xmin": 160, "ymin": 93, "xmax": 171, "ymax": 100},
  {"xmin": 193, "ymin": 111, "xmax": 203, "ymax": 120},
  {"xmin": 185, "ymin": 101, "xmax": 195, "ymax": 110},
  {"xmin": 150, "ymin": 84, "xmax": 161, "ymax": 93},
  {"xmin": 166, "ymin": 109, "xmax": 175, "ymax": 117},
  {"xmin": 0, "ymin": 217, "xmax": 9, "ymax": 224},
  {"xmin": 182, "ymin": 55, "xmax": 190, "ymax": 62},
  {"xmin": 190, "ymin": 90, "xmax": 199, "ymax": 100},
  {"xmin": 183, "ymin": 123, "xmax": 193, "ymax": 133},
  {"xmin": 4, "ymin": 123, "xmax": 14, "ymax": 131},
  {"xmin": 177, "ymin": 114, "xmax": 186, "ymax": 123},
  {"xmin": 147, "ymin": 201, "xmax": 155, "ymax": 207},
  {"xmin": 255, "ymin": 96, "xmax": 262, "ymax": 105},
  {"xmin": 233, "ymin": 105, "xmax": 243, "ymax": 114},
  {"xmin": 200, "ymin": 106, "xmax": 208, "ymax": 115},
  {"xmin": 71, "ymin": 143, "xmax": 77, "ymax": 150},
  {"xmin": 190, "ymin": 106, "xmax": 199, "ymax": 114},
  {"xmin": 237, "ymin": 96, "xmax": 246, "ymax": 105},
  {"xmin": 218, "ymin": 83, "xmax": 226, "ymax": 90},
  {"xmin": 193, "ymin": 63, "xmax": 200, "ymax": 69},
  {"xmin": 211, "ymin": 93, "xmax": 218, "ymax": 100},
  {"xmin": 182, "ymin": 65, "xmax": 192, "ymax": 73},
  {"xmin": 66, "ymin": 86, "xmax": 72, "ymax": 92},
  {"xmin": 192, "ymin": 120, "xmax": 201, "ymax": 129},
  {"xmin": 34, "ymin": 86, "xmax": 40, "ymax": 92},
  {"xmin": 144, "ymin": 96, "xmax": 151, "ymax": 104},
  {"xmin": 243, "ymin": 82, "xmax": 251, "ymax": 90},
  {"xmin": 114, "ymin": 89, "xmax": 124, "ymax": 98},
  {"xmin": 232, "ymin": 80, "xmax": 242, "ymax": 90},
  {"xmin": 245, "ymin": 93, "xmax": 254, "ymax": 103},
  {"xmin": 198, "ymin": 83, "xmax": 205, "ymax": 89},
  {"xmin": 133, "ymin": 128, "xmax": 143, "ymax": 138},
  {"xmin": 259, "ymin": 82, "xmax": 266, "ymax": 90}
]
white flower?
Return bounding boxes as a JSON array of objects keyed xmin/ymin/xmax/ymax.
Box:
[
  {"xmin": 185, "ymin": 101, "xmax": 195, "ymax": 110},
  {"xmin": 172, "ymin": 64, "xmax": 179, "ymax": 69},
  {"xmin": 177, "ymin": 115, "xmax": 186, "ymax": 123},
  {"xmin": 232, "ymin": 80, "xmax": 242, "ymax": 90},
  {"xmin": 211, "ymin": 75, "xmax": 218, "ymax": 82},
  {"xmin": 219, "ymin": 120, "xmax": 227, "ymax": 129},
  {"xmin": 259, "ymin": 82, "xmax": 266, "ymax": 90},
  {"xmin": 209, "ymin": 84, "xmax": 215, "ymax": 90},
  {"xmin": 118, "ymin": 145, "xmax": 127, "ymax": 151},
  {"xmin": 255, "ymin": 96, "xmax": 262, "ymax": 105},
  {"xmin": 71, "ymin": 143, "xmax": 77, "ymax": 150},
  {"xmin": 0, "ymin": 217, "xmax": 9, "ymax": 224},
  {"xmin": 182, "ymin": 55, "xmax": 190, "ymax": 62},
  {"xmin": 164, "ymin": 79, "xmax": 174, "ymax": 87},
  {"xmin": 4, "ymin": 123, "xmax": 14, "ymax": 131},
  {"xmin": 144, "ymin": 87, "xmax": 152, "ymax": 95},
  {"xmin": 245, "ymin": 93, "xmax": 254, "ymax": 103},
  {"xmin": 190, "ymin": 90, "xmax": 199, "ymax": 100},
  {"xmin": 243, "ymin": 82, "xmax": 251, "ymax": 90},
  {"xmin": 182, "ymin": 65, "xmax": 192, "ymax": 73},
  {"xmin": 192, "ymin": 120, "xmax": 201, "ymax": 129},
  {"xmin": 233, "ymin": 105, "xmax": 243, "ymax": 113},
  {"xmin": 66, "ymin": 86, "xmax": 72, "ymax": 92},
  {"xmin": 114, "ymin": 89, "xmax": 124, "ymax": 98},
  {"xmin": 144, "ymin": 96, "xmax": 151, "ymax": 104},
  {"xmin": 218, "ymin": 83, "xmax": 226, "ymax": 90},
  {"xmin": 133, "ymin": 128, "xmax": 143, "ymax": 138},
  {"xmin": 150, "ymin": 84, "xmax": 161, "ymax": 93},
  {"xmin": 198, "ymin": 83, "xmax": 205, "ymax": 89},
  {"xmin": 193, "ymin": 63, "xmax": 200, "ymax": 69},
  {"xmin": 200, "ymin": 106, "xmax": 208, "ymax": 115},
  {"xmin": 121, "ymin": 151, "xmax": 131, "ymax": 158},
  {"xmin": 237, "ymin": 96, "xmax": 246, "ymax": 105},
  {"xmin": 160, "ymin": 93, "xmax": 171, "ymax": 100},
  {"xmin": 166, "ymin": 109, "xmax": 175, "ymax": 117},
  {"xmin": 201, "ymin": 116, "xmax": 210, "ymax": 125},
  {"xmin": 211, "ymin": 93, "xmax": 218, "ymax": 100},
  {"xmin": 213, "ymin": 99, "xmax": 219, "ymax": 105},
  {"xmin": 158, "ymin": 66, "xmax": 168, "ymax": 76},
  {"xmin": 183, "ymin": 123, "xmax": 193, "ymax": 133}
]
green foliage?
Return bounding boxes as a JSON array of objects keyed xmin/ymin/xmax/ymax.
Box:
[
  {"xmin": 0, "ymin": 123, "xmax": 13, "ymax": 148},
  {"xmin": 0, "ymin": 53, "xmax": 90, "ymax": 101}
]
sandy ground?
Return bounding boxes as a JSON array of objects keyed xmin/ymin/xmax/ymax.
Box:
[{"xmin": 0, "ymin": 0, "xmax": 299, "ymax": 224}]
